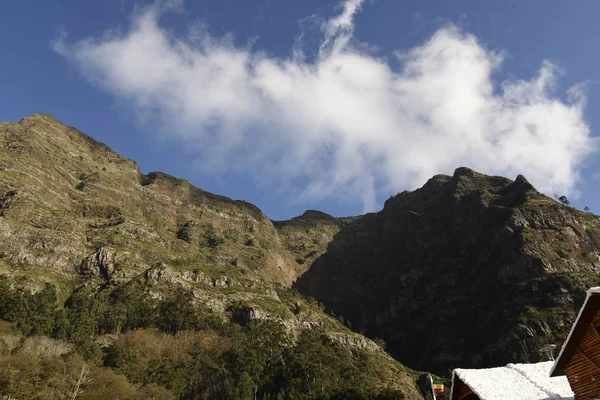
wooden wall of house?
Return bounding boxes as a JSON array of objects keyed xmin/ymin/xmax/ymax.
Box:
[
  {"xmin": 451, "ymin": 377, "xmax": 480, "ymax": 400},
  {"xmin": 565, "ymin": 309, "xmax": 600, "ymax": 399}
]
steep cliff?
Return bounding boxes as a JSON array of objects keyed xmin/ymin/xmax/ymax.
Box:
[
  {"xmin": 0, "ymin": 113, "xmax": 303, "ymax": 287},
  {"xmin": 293, "ymin": 168, "xmax": 600, "ymax": 375},
  {"xmin": 0, "ymin": 114, "xmax": 425, "ymax": 399}
]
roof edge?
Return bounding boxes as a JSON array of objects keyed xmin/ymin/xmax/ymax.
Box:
[
  {"xmin": 550, "ymin": 287, "xmax": 600, "ymax": 377},
  {"xmin": 450, "ymin": 370, "xmax": 457, "ymax": 400},
  {"xmin": 451, "ymin": 370, "xmax": 489, "ymax": 400}
]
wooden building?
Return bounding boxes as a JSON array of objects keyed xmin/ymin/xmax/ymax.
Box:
[
  {"xmin": 450, "ymin": 361, "xmax": 573, "ymax": 400},
  {"xmin": 551, "ymin": 287, "xmax": 600, "ymax": 399}
]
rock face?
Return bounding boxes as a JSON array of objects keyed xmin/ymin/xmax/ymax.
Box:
[
  {"xmin": 77, "ymin": 248, "xmax": 116, "ymax": 279},
  {"xmin": 292, "ymin": 168, "xmax": 600, "ymax": 375},
  {"xmin": 273, "ymin": 210, "xmax": 355, "ymax": 273},
  {"xmin": 0, "ymin": 114, "xmax": 300, "ymax": 286}
]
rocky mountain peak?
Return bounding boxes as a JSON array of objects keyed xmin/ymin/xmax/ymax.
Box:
[
  {"xmin": 0, "ymin": 114, "xmax": 296, "ymax": 286},
  {"xmin": 299, "ymin": 210, "xmax": 336, "ymax": 220},
  {"xmin": 452, "ymin": 166, "xmax": 477, "ymax": 178},
  {"xmin": 383, "ymin": 167, "xmax": 539, "ymax": 215},
  {"xmin": 294, "ymin": 168, "xmax": 600, "ymax": 375}
]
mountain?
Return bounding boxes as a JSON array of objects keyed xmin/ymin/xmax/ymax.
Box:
[
  {"xmin": 2, "ymin": 113, "xmax": 600, "ymax": 399},
  {"xmin": 0, "ymin": 114, "xmax": 425, "ymax": 399},
  {"xmin": 0, "ymin": 113, "xmax": 301, "ymax": 286},
  {"xmin": 292, "ymin": 167, "xmax": 600, "ymax": 375}
]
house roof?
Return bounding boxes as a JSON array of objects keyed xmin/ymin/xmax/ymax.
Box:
[
  {"xmin": 451, "ymin": 361, "xmax": 574, "ymax": 400},
  {"xmin": 550, "ymin": 287, "xmax": 600, "ymax": 377}
]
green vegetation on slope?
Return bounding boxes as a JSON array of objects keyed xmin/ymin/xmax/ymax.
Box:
[{"xmin": 0, "ymin": 276, "xmax": 422, "ymax": 399}]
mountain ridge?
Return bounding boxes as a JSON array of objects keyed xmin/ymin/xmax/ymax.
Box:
[
  {"xmin": 292, "ymin": 162, "xmax": 600, "ymax": 375},
  {"xmin": 3, "ymin": 113, "xmax": 600, "ymax": 397},
  {"xmin": 0, "ymin": 113, "xmax": 430, "ymax": 399}
]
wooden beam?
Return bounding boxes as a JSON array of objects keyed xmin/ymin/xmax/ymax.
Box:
[
  {"xmin": 592, "ymin": 324, "xmax": 600, "ymax": 344},
  {"xmin": 575, "ymin": 347, "xmax": 600, "ymax": 375},
  {"xmin": 552, "ymin": 295, "xmax": 600, "ymax": 377}
]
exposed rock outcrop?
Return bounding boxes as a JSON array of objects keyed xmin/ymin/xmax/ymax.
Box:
[{"xmin": 77, "ymin": 248, "xmax": 117, "ymax": 279}]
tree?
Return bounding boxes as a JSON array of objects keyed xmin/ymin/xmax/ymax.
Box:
[
  {"xmin": 558, "ymin": 196, "xmax": 570, "ymax": 206},
  {"xmin": 585, "ymin": 206, "xmax": 591, "ymax": 213},
  {"xmin": 69, "ymin": 362, "xmax": 90, "ymax": 400},
  {"xmin": 157, "ymin": 290, "xmax": 199, "ymax": 335}
]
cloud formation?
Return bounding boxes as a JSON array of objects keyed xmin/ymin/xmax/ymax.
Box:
[{"xmin": 54, "ymin": 0, "xmax": 595, "ymax": 211}]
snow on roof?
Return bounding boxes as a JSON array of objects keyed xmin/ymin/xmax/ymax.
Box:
[
  {"xmin": 550, "ymin": 286, "xmax": 600, "ymax": 377},
  {"xmin": 452, "ymin": 361, "xmax": 574, "ymax": 400}
]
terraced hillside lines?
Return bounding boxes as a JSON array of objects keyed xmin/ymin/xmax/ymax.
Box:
[{"xmin": 0, "ymin": 114, "xmax": 297, "ymax": 286}]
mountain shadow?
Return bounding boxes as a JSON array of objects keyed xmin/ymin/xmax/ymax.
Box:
[{"xmin": 293, "ymin": 167, "xmax": 600, "ymax": 375}]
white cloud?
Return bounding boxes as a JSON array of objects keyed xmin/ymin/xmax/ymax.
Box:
[
  {"xmin": 54, "ymin": 0, "xmax": 596, "ymax": 212},
  {"xmin": 321, "ymin": 0, "xmax": 364, "ymax": 54}
]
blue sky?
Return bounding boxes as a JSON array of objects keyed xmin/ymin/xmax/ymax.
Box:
[{"xmin": 1, "ymin": 0, "xmax": 599, "ymax": 219}]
